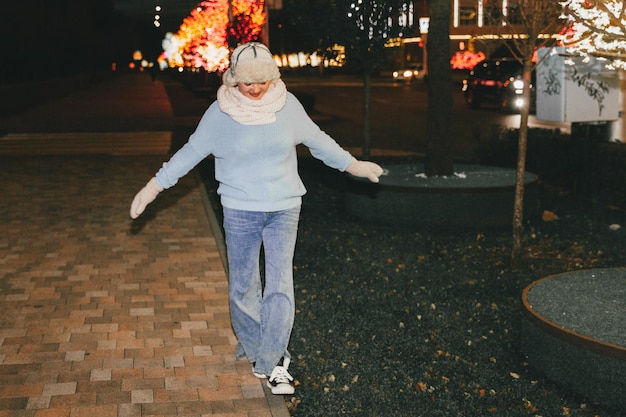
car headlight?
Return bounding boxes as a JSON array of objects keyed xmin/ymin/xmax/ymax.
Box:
[
  {"xmin": 512, "ymin": 79, "xmax": 524, "ymax": 90},
  {"xmin": 393, "ymin": 71, "xmax": 399, "ymax": 78},
  {"xmin": 403, "ymin": 70, "xmax": 413, "ymax": 78}
]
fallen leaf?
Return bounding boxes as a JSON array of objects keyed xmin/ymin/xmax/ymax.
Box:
[
  {"xmin": 415, "ymin": 382, "xmax": 428, "ymax": 392},
  {"xmin": 286, "ymin": 396, "xmax": 301, "ymax": 413},
  {"xmin": 542, "ymin": 210, "xmax": 559, "ymax": 222},
  {"xmin": 524, "ymin": 399, "xmax": 539, "ymax": 412}
]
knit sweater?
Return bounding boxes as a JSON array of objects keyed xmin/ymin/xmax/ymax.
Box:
[{"xmin": 155, "ymin": 92, "xmax": 355, "ymax": 212}]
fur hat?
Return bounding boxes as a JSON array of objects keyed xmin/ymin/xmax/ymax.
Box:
[{"xmin": 223, "ymin": 42, "xmax": 280, "ymax": 87}]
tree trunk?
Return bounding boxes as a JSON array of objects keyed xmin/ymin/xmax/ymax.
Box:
[
  {"xmin": 362, "ymin": 70, "xmax": 372, "ymax": 159},
  {"xmin": 424, "ymin": 0, "xmax": 453, "ymax": 176},
  {"xmin": 511, "ymin": 64, "xmax": 533, "ymax": 266}
]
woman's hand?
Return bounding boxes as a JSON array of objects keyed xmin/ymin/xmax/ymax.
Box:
[
  {"xmin": 130, "ymin": 177, "xmax": 163, "ymax": 219},
  {"xmin": 346, "ymin": 160, "xmax": 384, "ymax": 183}
]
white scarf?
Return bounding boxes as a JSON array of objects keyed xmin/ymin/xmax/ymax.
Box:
[{"xmin": 217, "ymin": 79, "xmax": 287, "ymax": 125}]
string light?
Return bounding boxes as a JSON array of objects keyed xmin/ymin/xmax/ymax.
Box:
[{"xmin": 561, "ymin": 0, "xmax": 626, "ymax": 69}]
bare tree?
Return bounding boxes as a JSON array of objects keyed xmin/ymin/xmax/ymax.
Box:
[{"xmin": 487, "ymin": 0, "xmax": 563, "ymax": 265}]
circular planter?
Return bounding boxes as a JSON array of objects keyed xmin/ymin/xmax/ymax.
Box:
[
  {"xmin": 521, "ymin": 268, "xmax": 626, "ymax": 410},
  {"xmin": 345, "ymin": 163, "xmax": 539, "ymax": 229}
]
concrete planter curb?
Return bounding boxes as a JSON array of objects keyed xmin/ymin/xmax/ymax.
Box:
[{"xmin": 345, "ymin": 163, "xmax": 539, "ymax": 230}]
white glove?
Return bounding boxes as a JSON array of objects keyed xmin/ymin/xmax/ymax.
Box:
[
  {"xmin": 346, "ymin": 159, "xmax": 384, "ymax": 183},
  {"xmin": 130, "ymin": 177, "xmax": 163, "ymax": 219}
]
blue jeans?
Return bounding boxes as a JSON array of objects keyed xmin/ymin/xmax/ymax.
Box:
[{"xmin": 223, "ymin": 206, "xmax": 301, "ymax": 375}]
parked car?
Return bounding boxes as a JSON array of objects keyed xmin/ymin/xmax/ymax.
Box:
[
  {"xmin": 462, "ymin": 58, "xmax": 535, "ymax": 113},
  {"xmin": 392, "ymin": 63, "xmax": 424, "ymax": 83}
]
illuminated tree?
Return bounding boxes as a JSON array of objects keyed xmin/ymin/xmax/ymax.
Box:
[
  {"xmin": 228, "ymin": 0, "xmax": 267, "ymax": 46},
  {"xmin": 163, "ymin": 0, "xmax": 267, "ymax": 72},
  {"xmin": 285, "ymin": 0, "xmax": 409, "ymax": 158},
  {"xmin": 167, "ymin": 0, "xmax": 231, "ymax": 71},
  {"xmin": 322, "ymin": 0, "xmax": 405, "ymax": 158},
  {"xmin": 561, "ymin": 0, "xmax": 626, "ymax": 69}
]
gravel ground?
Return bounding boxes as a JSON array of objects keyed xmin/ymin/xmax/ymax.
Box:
[{"xmin": 199, "ymin": 156, "xmax": 626, "ymax": 417}]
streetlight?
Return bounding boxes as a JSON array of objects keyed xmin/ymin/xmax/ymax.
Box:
[{"xmin": 419, "ymin": 17, "xmax": 429, "ymax": 78}]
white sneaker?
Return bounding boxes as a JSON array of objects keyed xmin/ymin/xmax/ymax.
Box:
[{"xmin": 266, "ymin": 357, "xmax": 294, "ymax": 395}]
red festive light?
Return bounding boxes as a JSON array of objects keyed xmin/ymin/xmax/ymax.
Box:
[{"xmin": 450, "ymin": 50, "xmax": 486, "ymax": 70}]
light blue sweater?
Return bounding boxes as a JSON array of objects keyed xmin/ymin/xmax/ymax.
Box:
[{"xmin": 155, "ymin": 92, "xmax": 355, "ymax": 212}]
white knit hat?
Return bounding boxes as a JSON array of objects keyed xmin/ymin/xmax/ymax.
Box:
[{"xmin": 223, "ymin": 42, "xmax": 281, "ymax": 87}]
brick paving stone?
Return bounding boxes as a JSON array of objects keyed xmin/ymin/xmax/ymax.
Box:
[
  {"xmin": 241, "ymin": 384, "xmax": 265, "ymax": 399},
  {"xmin": 130, "ymin": 389, "xmax": 154, "ymax": 404},
  {"xmin": 89, "ymin": 368, "xmax": 112, "ymax": 381},
  {"xmin": 34, "ymin": 408, "xmax": 71, "ymax": 417},
  {"xmin": 208, "ymin": 399, "xmax": 235, "ymax": 414},
  {"xmin": 66, "ymin": 404, "xmax": 117, "ymax": 417},
  {"xmin": 154, "ymin": 387, "xmax": 200, "ymax": 403},
  {"xmin": 202, "ymin": 386, "xmax": 245, "ymax": 402},
  {"xmin": 248, "ymin": 411, "xmax": 273, "ymax": 417},
  {"xmin": 117, "ymin": 403, "xmax": 141, "ymax": 417},
  {"xmin": 0, "ymin": 383, "xmax": 43, "ymax": 398},
  {"xmin": 26, "ymin": 396, "xmax": 51, "ymax": 410},
  {"xmin": 41, "ymin": 383, "xmax": 77, "ymax": 397},
  {"xmin": 48, "ymin": 392, "xmax": 96, "ymax": 407},
  {"xmin": 64, "ymin": 351, "xmax": 85, "ymax": 362}
]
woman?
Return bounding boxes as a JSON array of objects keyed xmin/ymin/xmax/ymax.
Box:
[{"xmin": 130, "ymin": 42, "xmax": 383, "ymax": 395}]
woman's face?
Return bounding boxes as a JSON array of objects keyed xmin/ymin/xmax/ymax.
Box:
[{"xmin": 237, "ymin": 81, "xmax": 272, "ymax": 100}]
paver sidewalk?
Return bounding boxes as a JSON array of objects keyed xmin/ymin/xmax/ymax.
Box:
[
  {"xmin": 0, "ymin": 155, "xmax": 274, "ymax": 417},
  {"xmin": 0, "ymin": 73, "xmax": 286, "ymax": 416}
]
